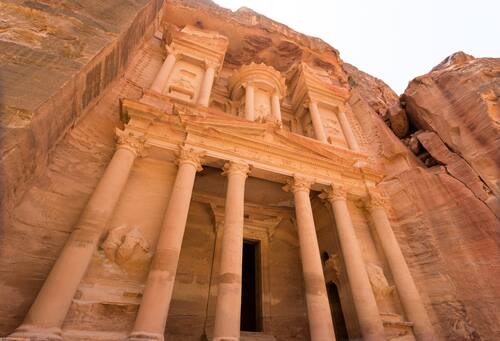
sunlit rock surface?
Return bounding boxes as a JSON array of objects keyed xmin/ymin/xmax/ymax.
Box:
[{"xmin": 0, "ymin": 1, "xmax": 498, "ymax": 340}]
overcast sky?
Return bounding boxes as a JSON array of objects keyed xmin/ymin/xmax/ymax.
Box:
[{"xmin": 214, "ymin": 0, "xmax": 500, "ymax": 94}]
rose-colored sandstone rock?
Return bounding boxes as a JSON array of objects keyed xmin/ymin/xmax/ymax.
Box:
[
  {"xmin": 0, "ymin": 1, "xmax": 498, "ymax": 341},
  {"xmin": 403, "ymin": 52, "xmax": 500, "ymax": 199}
]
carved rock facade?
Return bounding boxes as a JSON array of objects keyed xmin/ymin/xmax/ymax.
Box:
[{"xmin": 0, "ymin": 1, "xmax": 498, "ymax": 341}]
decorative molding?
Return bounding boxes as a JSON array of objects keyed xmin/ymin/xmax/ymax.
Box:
[
  {"xmin": 222, "ymin": 161, "xmax": 250, "ymax": 177},
  {"xmin": 115, "ymin": 129, "xmax": 147, "ymax": 157},
  {"xmin": 320, "ymin": 184, "xmax": 347, "ymax": 202},
  {"xmin": 229, "ymin": 62, "xmax": 286, "ymax": 99},
  {"xmin": 177, "ymin": 145, "xmax": 204, "ymax": 171},
  {"xmin": 364, "ymin": 188, "xmax": 389, "ymax": 211},
  {"xmin": 283, "ymin": 176, "xmax": 314, "ymax": 194}
]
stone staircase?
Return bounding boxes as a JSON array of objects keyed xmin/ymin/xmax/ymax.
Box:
[{"xmin": 240, "ymin": 332, "xmax": 277, "ymax": 341}]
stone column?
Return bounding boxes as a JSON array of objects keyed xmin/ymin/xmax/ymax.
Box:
[
  {"xmin": 285, "ymin": 177, "xmax": 336, "ymax": 341},
  {"xmin": 365, "ymin": 191, "xmax": 436, "ymax": 341},
  {"xmin": 213, "ymin": 161, "xmax": 250, "ymax": 341},
  {"xmin": 198, "ymin": 62, "xmax": 216, "ymax": 107},
  {"xmin": 308, "ymin": 101, "xmax": 327, "ymax": 143},
  {"xmin": 128, "ymin": 147, "xmax": 204, "ymax": 341},
  {"xmin": 337, "ymin": 111, "xmax": 360, "ymax": 151},
  {"xmin": 271, "ymin": 92, "xmax": 282, "ymax": 122},
  {"xmin": 150, "ymin": 47, "xmax": 176, "ymax": 94},
  {"xmin": 322, "ymin": 185, "xmax": 385, "ymax": 341},
  {"xmin": 244, "ymin": 83, "xmax": 255, "ymax": 121},
  {"xmin": 8, "ymin": 132, "xmax": 144, "ymax": 341}
]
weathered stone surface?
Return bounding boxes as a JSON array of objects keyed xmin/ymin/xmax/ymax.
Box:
[
  {"xmin": 0, "ymin": 0, "xmax": 164, "ymax": 215},
  {"xmin": 0, "ymin": 1, "xmax": 498, "ymax": 340},
  {"xmin": 403, "ymin": 52, "xmax": 500, "ymax": 198}
]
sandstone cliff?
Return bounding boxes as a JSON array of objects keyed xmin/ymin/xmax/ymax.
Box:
[{"xmin": 344, "ymin": 53, "xmax": 500, "ymax": 339}]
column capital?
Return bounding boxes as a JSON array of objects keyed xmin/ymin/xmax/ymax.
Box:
[
  {"xmin": 242, "ymin": 81, "xmax": 255, "ymax": 89},
  {"xmin": 363, "ymin": 189, "xmax": 389, "ymax": 211},
  {"xmin": 116, "ymin": 129, "xmax": 147, "ymax": 157},
  {"xmin": 203, "ymin": 58, "xmax": 219, "ymax": 70},
  {"xmin": 176, "ymin": 146, "xmax": 204, "ymax": 171},
  {"xmin": 283, "ymin": 177, "xmax": 314, "ymax": 194},
  {"xmin": 320, "ymin": 184, "xmax": 347, "ymax": 202},
  {"xmin": 164, "ymin": 44, "xmax": 177, "ymax": 56},
  {"xmin": 222, "ymin": 161, "xmax": 250, "ymax": 177}
]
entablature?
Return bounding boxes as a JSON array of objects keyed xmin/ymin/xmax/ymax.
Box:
[{"xmin": 120, "ymin": 98, "xmax": 384, "ymax": 198}]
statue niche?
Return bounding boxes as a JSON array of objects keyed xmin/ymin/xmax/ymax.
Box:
[
  {"xmin": 165, "ymin": 61, "xmax": 202, "ymax": 102},
  {"xmin": 229, "ymin": 62, "xmax": 286, "ymax": 122}
]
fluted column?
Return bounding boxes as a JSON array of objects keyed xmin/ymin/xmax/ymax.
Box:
[
  {"xmin": 322, "ymin": 185, "xmax": 385, "ymax": 341},
  {"xmin": 244, "ymin": 83, "xmax": 255, "ymax": 121},
  {"xmin": 8, "ymin": 132, "xmax": 144, "ymax": 341},
  {"xmin": 285, "ymin": 177, "xmax": 336, "ymax": 341},
  {"xmin": 198, "ymin": 62, "xmax": 216, "ymax": 107},
  {"xmin": 308, "ymin": 101, "xmax": 327, "ymax": 143},
  {"xmin": 213, "ymin": 161, "xmax": 250, "ymax": 341},
  {"xmin": 128, "ymin": 147, "xmax": 204, "ymax": 341},
  {"xmin": 150, "ymin": 47, "xmax": 176, "ymax": 94},
  {"xmin": 271, "ymin": 92, "xmax": 282, "ymax": 122},
  {"xmin": 365, "ymin": 191, "xmax": 436, "ymax": 341},
  {"xmin": 337, "ymin": 111, "xmax": 360, "ymax": 151}
]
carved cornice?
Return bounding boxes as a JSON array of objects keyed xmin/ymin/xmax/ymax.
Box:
[
  {"xmin": 177, "ymin": 145, "xmax": 204, "ymax": 171},
  {"xmin": 164, "ymin": 25, "xmax": 228, "ymax": 73},
  {"xmin": 283, "ymin": 176, "xmax": 314, "ymax": 194},
  {"xmin": 115, "ymin": 129, "xmax": 147, "ymax": 157},
  {"xmin": 222, "ymin": 161, "xmax": 251, "ymax": 177},
  {"xmin": 320, "ymin": 184, "xmax": 347, "ymax": 202}
]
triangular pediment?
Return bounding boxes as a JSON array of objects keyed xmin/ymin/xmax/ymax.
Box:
[{"xmin": 181, "ymin": 114, "xmax": 363, "ymax": 167}]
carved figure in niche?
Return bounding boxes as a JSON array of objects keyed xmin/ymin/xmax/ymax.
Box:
[
  {"xmin": 366, "ymin": 263, "xmax": 394, "ymax": 298},
  {"xmin": 101, "ymin": 225, "xmax": 150, "ymax": 265},
  {"xmin": 255, "ymin": 103, "xmax": 270, "ymax": 120},
  {"xmin": 322, "ymin": 252, "xmax": 342, "ymax": 277},
  {"xmin": 169, "ymin": 76, "xmax": 195, "ymax": 99},
  {"xmin": 325, "ymin": 118, "xmax": 342, "ymax": 136}
]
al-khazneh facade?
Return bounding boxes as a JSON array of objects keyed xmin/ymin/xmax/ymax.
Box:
[{"xmin": 1, "ymin": 1, "xmax": 498, "ymax": 341}]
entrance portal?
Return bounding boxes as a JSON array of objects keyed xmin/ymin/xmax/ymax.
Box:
[
  {"xmin": 327, "ymin": 282, "xmax": 349, "ymax": 340},
  {"xmin": 241, "ymin": 240, "xmax": 262, "ymax": 332}
]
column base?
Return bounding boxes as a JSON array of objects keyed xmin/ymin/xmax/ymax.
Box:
[
  {"xmin": 126, "ymin": 331, "xmax": 164, "ymax": 341},
  {"xmin": 7, "ymin": 325, "xmax": 63, "ymax": 341}
]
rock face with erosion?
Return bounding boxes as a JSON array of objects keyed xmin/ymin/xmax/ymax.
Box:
[{"xmin": 0, "ymin": 1, "xmax": 498, "ymax": 341}]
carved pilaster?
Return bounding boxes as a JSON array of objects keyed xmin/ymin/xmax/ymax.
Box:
[
  {"xmin": 222, "ymin": 161, "xmax": 251, "ymax": 177},
  {"xmin": 176, "ymin": 146, "xmax": 204, "ymax": 171},
  {"xmin": 320, "ymin": 184, "xmax": 347, "ymax": 202},
  {"xmin": 115, "ymin": 129, "xmax": 147, "ymax": 157},
  {"xmin": 283, "ymin": 176, "xmax": 314, "ymax": 194}
]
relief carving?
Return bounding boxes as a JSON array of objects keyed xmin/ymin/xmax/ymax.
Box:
[
  {"xmin": 366, "ymin": 263, "xmax": 394, "ymax": 298},
  {"xmin": 101, "ymin": 226, "xmax": 150, "ymax": 265}
]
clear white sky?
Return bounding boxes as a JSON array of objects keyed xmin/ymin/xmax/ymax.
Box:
[{"xmin": 214, "ymin": 0, "xmax": 500, "ymax": 94}]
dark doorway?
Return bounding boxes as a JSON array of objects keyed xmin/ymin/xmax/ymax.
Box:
[
  {"xmin": 327, "ymin": 282, "xmax": 349, "ymax": 340},
  {"xmin": 240, "ymin": 240, "xmax": 262, "ymax": 332}
]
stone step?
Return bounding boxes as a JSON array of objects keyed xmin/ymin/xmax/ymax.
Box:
[{"xmin": 240, "ymin": 331, "xmax": 277, "ymax": 341}]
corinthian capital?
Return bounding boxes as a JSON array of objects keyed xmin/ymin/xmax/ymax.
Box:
[
  {"xmin": 320, "ymin": 184, "xmax": 347, "ymax": 202},
  {"xmin": 222, "ymin": 161, "xmax": 251, "ymax": 177},
  {"xmin": 364, "ymin": 189, "xmax": 389, "ymax": 211},
  {"xmin": 115, "ymin": 129, "xmax": 146, "ymax": 157},
  {"xmin": 283, "ymin": 177, "xmax": 314, "ymax": 194},
  {"xmin": 177, "ymin": 146, "xmax": 204, "ymax": 171}
]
